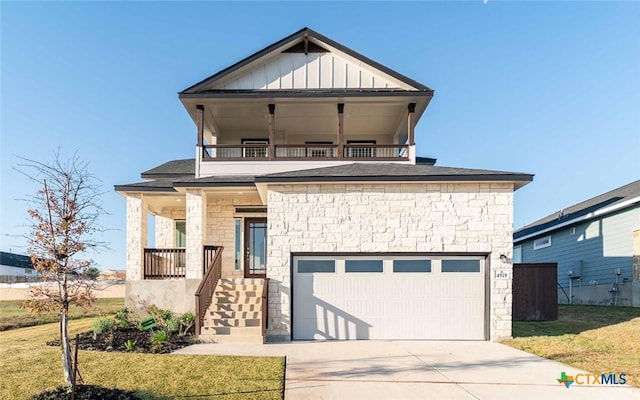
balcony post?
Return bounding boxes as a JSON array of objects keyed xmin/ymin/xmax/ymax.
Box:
[
  {"xmin": 196, "ymin": 105, "xmax": 204, "ymax": 147},
  {"xmin": 407, "ymin": 103, "xmax": 416, "ymax": 146},
  {"xmin": 268, "ymin": 104, "xmax": 275, "ymax": 160},
  {"xmin": 337, "ymin": 103, "xmax": 344, "ymax": 159}
]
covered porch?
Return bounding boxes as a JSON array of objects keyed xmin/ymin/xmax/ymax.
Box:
[{"xmin": 121, "ymin": 185, "xmax": 268, "ymax": 315}]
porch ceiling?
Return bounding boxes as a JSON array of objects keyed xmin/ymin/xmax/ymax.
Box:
[{"xmin": 182, "ymin": 95, "xmax": 430, "ymax": 141}]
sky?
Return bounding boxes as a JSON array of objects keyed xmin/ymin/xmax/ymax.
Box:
[{"xmin": 1, "ymin": 1, "xmax": 639, "ymax": 270}]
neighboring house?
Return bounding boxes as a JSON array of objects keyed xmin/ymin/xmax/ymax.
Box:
[
  {"xmin": 0, "ymin": 251, "xmax": 38, "ymax": 281},
  {"xmin": 115, "ymin": 27, "xmax": 533, "ymax": 343},
  {"xmin": 514, "ymin": 180, "xmax": 640, "ymax": 306}
]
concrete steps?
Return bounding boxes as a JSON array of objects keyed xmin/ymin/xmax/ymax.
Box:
[{"xmin": 200, "ymin": 278, "xmax": 266, "ymax": 344}]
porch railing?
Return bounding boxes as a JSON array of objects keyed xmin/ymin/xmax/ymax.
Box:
[
  {"xmin": 143, "ymin": 248, "xmax": 186, "ymax": 279},
  {"xmin": 194, "ymin": 245, "xmax": 224, "ymax": 335},
  {"xmin": 202, "ymin": 143, "xmax": 408, "ymax": 161}
]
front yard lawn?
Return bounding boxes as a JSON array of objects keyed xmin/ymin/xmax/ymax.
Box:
[
  {"xmin": 0, "ymin": 318, "xmax": 284, "ymax": 400},
  {"xmin": 503, "ymin": 305, "xmax": 640, "ymax": 387},
  {"xmin": 0, "ymin": 298, "xmax": 124, "ymax": 331}
]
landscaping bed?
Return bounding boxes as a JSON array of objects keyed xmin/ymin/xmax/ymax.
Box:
[
  {"xmin": 44, "ymin": 305, "xmax": 199, "ymax": 354},
  {"xmin": 46, "ymin": 326, "xmax": 197, "ymax": 354},
  {"xmin": 31, "ymin": 385, "xmax": 143, "ymax": 400}
]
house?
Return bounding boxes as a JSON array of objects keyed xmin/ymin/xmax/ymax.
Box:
[
  {"xmin": 513, "ymin": 179, "xmax": 640, "ymax": 306},
  {"xmin": 0, "ymin": 251, "xmax": 38, "ymax": 282},
  {"xmin": 115, "ymin": 28, "xmax": 533, "ymax": 343}
]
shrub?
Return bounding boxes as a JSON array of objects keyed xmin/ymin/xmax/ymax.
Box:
[
  {"xmin": 114, "ymin": 308, "xmax": 133, "ymax": 328},
  {"xmin": 178, "ymin": 312, "xmax": 195, "ymax": 336},
  {"xmin": 92, "ymin": 318, "xmax": 115, "ymax": 338},
  {"xmin": 150, "ymin": 330, "xmax": 169, "ymax": 353},
  {"xmin": 165, "ymin": 318, "xmax": 180, "ymax": 334},
  {"xmin": 124, "ymin": 339, "xmax": 137, "ymax": 352}
]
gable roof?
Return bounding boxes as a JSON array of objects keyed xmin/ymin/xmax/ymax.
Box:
[
  {"xmin": 180, "ymin": 27, "xmax": 433, "ymax": 96},
  {"xmin": 514, "ymin": 179, "xmax": 640, "ymax": 241}
]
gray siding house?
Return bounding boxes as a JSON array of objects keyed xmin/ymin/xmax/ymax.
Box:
[{"xmin": 514, "ymin": 180, "xmax": 640, "ymax": 306}]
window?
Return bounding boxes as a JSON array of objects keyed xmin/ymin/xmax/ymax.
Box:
[
  {"xmin": 533, "ymin": 236, "xmax": 551, "ymax": 250},
  {"xmin": 175, "ymin": 220, "xmax": 186, "ymax": 247},
  {"xmin": 305, "ymin": 141, "xmax": 333, "ymax": 158},
  {"xmin": 393, "ymin": 259, "xmax": 432, "ymax": 273},
  {"xmin": 513, "ymin": 246, "xmax": 522, "ymax": 264},
  {"xmin": 242, "ymin": 139, "xmax": 269, "ymax": 158},
  {"xmin": 298, "ymin": 260, "xmax": 336, "ymax": 273},
  {"xmin": 347, "ymin": 140, "xmax": 376, "ymax": 158},
  {"xmin": 441, "ymin": 260, "xmax": 480, "ymax": 273},
  {"xmin": 345, "ymin": 259, "xmax": 383, "ymax": 273}
]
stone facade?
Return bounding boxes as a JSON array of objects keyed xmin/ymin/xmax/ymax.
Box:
[
  {"xmin": 126, "ymin": 195, "xmax": 147, "ymax": 281},
  {"xmin": 155, "ymin": 215, "xmax": 175, "ymax": 248},
  {"xmin": 265, "ymin": 182, "xmax": 515, "ymax": 341},
  {"xmin": 186, "ymin": 190, "xmax": 206, "ymax": 279}
]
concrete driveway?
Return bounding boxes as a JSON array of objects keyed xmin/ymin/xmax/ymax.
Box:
[{"xmin": 176, "ymin": 340, "xmax": 640, "ymax": 399}]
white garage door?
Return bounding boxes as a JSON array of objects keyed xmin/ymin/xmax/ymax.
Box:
[{"xmin": 292, "ymin": 256, "xmax": 486, "ymax": 340}]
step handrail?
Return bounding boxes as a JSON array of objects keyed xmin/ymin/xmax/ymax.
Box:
[
  {"xmin": 195, "ymin": 246, "xmax": 224, "ymax": 335},
  {"xmin": 261, "ymin": 278, "xmax": 269, "ymax": 343}
]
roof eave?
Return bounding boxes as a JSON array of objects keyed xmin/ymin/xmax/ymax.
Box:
[
  {"xmin": 255, "ymin": 174, "xmax": 534, "ymax": 184},
  {"xmin": 179, "ymin": 89, "xmax": 434, "ymax": 100},
  {"xmin": 113, "ymin": 185, "xmax": 178, "ymax": 193}
]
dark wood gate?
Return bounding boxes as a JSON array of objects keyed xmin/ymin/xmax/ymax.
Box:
[{"xmin": 513, "ymin": 263, "xmax": 558, "ymax": 321}]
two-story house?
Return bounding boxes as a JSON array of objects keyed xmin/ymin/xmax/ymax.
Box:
[{"xmin": 115, "ymin": 28, "xmax": 533, "ymax": 343}]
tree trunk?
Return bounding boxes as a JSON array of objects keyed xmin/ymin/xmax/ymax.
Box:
[{"xmin": 61, "ymin": 312, "xmax": 73, "ymax": 385}]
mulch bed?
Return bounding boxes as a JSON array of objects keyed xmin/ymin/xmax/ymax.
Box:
[
  {"xmin": 31, "ymin": 385, "xmax": 145, "ymax": 400},
  {"xmin": 47, "ymin": 327, "xmax": 197, "ymax": 354}
]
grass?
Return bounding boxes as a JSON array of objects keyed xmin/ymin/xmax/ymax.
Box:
[
  {"xmin": 503, "ymin": 305, "xmax": 640, "ymax": 387},
  {"xmin": 0, "ymin": 298, "xmax": 124, "ymax": 331},
  {"xmin": 0, "ymin": 318, "xmax": 285, "ymax": 400}
]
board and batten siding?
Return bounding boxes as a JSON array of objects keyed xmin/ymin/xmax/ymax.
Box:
[
  {"xmin": 212, "ymin": 52, "xmax": 402, "ymax": 91},
  {"xmin": 519, "ymin": 206, "xmax": 639, "ymax": 287}
]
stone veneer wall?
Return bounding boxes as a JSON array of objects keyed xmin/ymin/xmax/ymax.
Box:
[
  {"xmin": 155, "ymin": 215, "xmax": 175, "ymax": 248},
  {"xmin": 266, "ymin": 183, "xmax": 515, "ymax": 341}
]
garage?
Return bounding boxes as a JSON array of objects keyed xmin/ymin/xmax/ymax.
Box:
[{"xmin": 292, "ymin": 255, "xmax": 487, "ymax": 340}]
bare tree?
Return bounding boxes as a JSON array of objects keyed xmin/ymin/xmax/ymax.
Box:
[{"xmin": 17, "ymin": 150, "xmax": 105, "ymax": 385}]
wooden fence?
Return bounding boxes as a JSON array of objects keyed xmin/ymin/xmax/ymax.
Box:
[{"xmin": 513, "ymin": 263, "xmax": 558, "ymax": 321}]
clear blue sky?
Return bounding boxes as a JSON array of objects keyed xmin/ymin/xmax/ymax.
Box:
[{"xmin": 1, "ymin": 2, "xmax": 639, "ymax": 270}]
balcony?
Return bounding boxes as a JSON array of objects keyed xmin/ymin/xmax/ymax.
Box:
[{"xmin": 202, "ymin": 143, "xmax": 409, "ymax": 161}]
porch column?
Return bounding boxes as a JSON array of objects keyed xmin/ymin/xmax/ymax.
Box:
[
  {"xmin": 268, "ymin": 104, "xmax": 276, "ymax": 160},
  {"xmin": 126, "ymin": 194, "xmax": 147, "ymax": 281},
  {"xmin": 337, "ymin": 103, "xmax": 344, "ymax": 159},
  {"xmin": 407, "ymin": 103, "xmax": 416, "ymax": 146},
  {"xmin": 186, "ymin": 190, "xmax": 207, "ymax": 279}
]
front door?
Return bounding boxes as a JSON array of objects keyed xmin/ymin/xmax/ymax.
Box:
[{"xmin": 244, "ymin": 218, "xmax": 267, "ymax": 278}]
